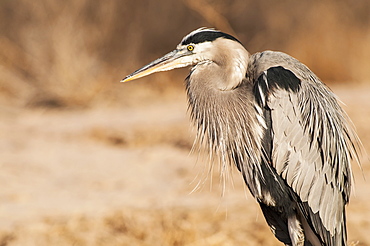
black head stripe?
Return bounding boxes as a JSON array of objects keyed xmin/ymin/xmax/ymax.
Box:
[{"xmin": 181, "ymin": 31, "xmax": 241, "ymax": 45}]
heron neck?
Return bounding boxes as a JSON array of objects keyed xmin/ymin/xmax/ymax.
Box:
[{"xmin": 185, "ymin": 70, "xmax": 263, "ymax": 166}]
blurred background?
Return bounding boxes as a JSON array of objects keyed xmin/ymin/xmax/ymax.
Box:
[
  {"xmin": 0, "ymin": 0, "xmax": 369, "ymax": 245},
  {"xmin": 1, "ymin": 0, "xmax": 370, "ymax": 108}
]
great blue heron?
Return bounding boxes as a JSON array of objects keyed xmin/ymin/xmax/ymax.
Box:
[{"xmin": 121, "ymin": 28, "xmax": 361, "ymax": 246}]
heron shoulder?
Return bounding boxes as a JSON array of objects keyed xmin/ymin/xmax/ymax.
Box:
[{"xmin": 248, "ymin": 51, "xmax": 316, "ymax": 83}]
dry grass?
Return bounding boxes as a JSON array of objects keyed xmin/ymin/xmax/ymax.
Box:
[
  {"xmin": 0, "ymin": 206, "xmax": 280, "ymax": 246},
  {"xmin": 1, "ymin": 206, "xmax": 368, "ymax": 246}
]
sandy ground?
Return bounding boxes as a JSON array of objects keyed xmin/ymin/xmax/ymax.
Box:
[{"xmin": 0, "ymin": 84, "xmax": 369, "ymax": 245}]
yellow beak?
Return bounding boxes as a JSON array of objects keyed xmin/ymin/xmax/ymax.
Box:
[{"xmin": 121, "ymin": 49, "xmax": 191, "ymax": 83}]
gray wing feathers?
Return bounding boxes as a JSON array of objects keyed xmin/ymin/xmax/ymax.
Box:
[
  {"xmin": 251, "ymin": 52, "xmax": 360, "ymax": 245},
  {"xmin": 267, "ymin": 80, "xmax": 356, "ymax": 245}
]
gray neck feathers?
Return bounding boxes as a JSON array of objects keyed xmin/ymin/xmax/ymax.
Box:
[
  {"xmin": 185, "ymin": 72, "xmax": 264, "ymax": 188},
  {"xmin": 184, "ymin": 38, "xmax": 266, "ymax": 194}
]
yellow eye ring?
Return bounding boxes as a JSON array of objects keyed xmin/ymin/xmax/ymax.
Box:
[{"xmin": 187, "ymin": 45, "xmax": 194, "ymax": 51}]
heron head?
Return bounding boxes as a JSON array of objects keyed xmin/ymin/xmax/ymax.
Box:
[{"xmin": 121, "ymin": 28, "xmax": 243, "ymax": 83}]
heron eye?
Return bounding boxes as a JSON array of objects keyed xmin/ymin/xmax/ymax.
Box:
[{"xmin": 187, "ymin": 45, "xmax": 194, "ymax": 51}]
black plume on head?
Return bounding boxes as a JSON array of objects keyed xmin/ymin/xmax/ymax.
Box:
[{"xmin": 181, "ymin": 30, "xmax": 241, "ymax": 45}]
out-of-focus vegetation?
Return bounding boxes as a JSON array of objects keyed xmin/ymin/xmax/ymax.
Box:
[
  {"xmin": 0, "ymin": 207, "xmax": 280, "ymax": 246},
  {"xmin": 1, "ymin": 0, "xmax": 369, "ymax": 108}
]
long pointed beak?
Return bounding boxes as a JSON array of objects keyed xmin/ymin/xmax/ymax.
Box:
[{"xmin": 121, "ymin": 49, "xmax": 191, "ymax": 83}]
